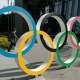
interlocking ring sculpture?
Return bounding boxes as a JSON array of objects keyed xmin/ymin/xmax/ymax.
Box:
[{"xmin": 0, "ymin": 6, "xmax": 80, "ymax": 76}]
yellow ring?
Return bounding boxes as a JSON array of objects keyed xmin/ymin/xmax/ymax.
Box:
[{"xmin": 18, "ymin": 30, "xmax": 54, "ymax": 75}]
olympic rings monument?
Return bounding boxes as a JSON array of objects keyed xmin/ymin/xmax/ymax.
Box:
[
  {"xmin": 14, "ymin": 6, "xmax": 79, "ymax": 80},
  {"xmin": 0, "ymin": 1, "xmax": 80, "ymax": 80}
]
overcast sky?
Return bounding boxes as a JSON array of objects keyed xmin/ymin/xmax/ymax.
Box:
[{"xmin": 0, "ymin": 0, "xmax": 15, "ymax": 9}]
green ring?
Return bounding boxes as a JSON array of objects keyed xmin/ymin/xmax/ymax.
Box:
[{"xmin": 56, "ymin": 31, "xmax": 79, "ymax": 67}]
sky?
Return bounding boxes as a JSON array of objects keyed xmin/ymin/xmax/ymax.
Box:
[{"xmin": 0, "ymin": 0, "xmax": 15, "ymax": 9}]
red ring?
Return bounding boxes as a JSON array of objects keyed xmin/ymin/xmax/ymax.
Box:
[{"xmin": 70, "ymin": 16, "xmax": 80, "ymax": 48}]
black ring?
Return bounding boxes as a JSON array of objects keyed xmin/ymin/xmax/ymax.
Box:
[{"xmin": 40, "ymin": 13, "xmax": 68, "ymax": 52}]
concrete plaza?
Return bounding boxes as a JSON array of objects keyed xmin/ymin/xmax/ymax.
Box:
[{"xmin": 0, "ymin": 45, "xmax": 80, "ymax": 80}]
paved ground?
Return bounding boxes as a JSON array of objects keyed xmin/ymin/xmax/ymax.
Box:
[{"xmin": 0, "ymin": 45, "xmax": 80, "ymax": 80}]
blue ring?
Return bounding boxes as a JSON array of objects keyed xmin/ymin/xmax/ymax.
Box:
[{"xmin": 0, "ymin": 6, "xmax": 36, "ymax": 58}]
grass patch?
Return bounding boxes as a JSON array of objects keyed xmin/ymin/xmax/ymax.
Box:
[{"xmin": 0, "ymin": 32, "xmax": 10, "ymax": 50}]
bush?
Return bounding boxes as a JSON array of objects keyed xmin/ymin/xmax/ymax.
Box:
[{"xmin": 0, "ymin": 33, "xmax": 10, "ymax": 50}]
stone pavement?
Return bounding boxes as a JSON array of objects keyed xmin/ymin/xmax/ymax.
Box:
[
  {"xmin": 31, "ymin": 76, "xmax": 46, "ymax": 80},
  {"xmin": 0, "ymin": 45, "xmax": 80, "ymax": 80}
]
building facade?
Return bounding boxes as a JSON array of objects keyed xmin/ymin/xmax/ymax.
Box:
[
  {"xmin": 15, "ymin": 0, "xmax": 29, "ymax": 37},
  {"xmin": 40, "ymin": 0, "xmax": 80, "ymax": 19},
  {"xmin": 15, "ymin": 0, "xmax": 80, "ymax": 38}
]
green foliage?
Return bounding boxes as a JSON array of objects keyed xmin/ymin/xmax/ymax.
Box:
[{"xmin": 0, "ymin": 32, "xmax": 10, "ymax": 50}]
